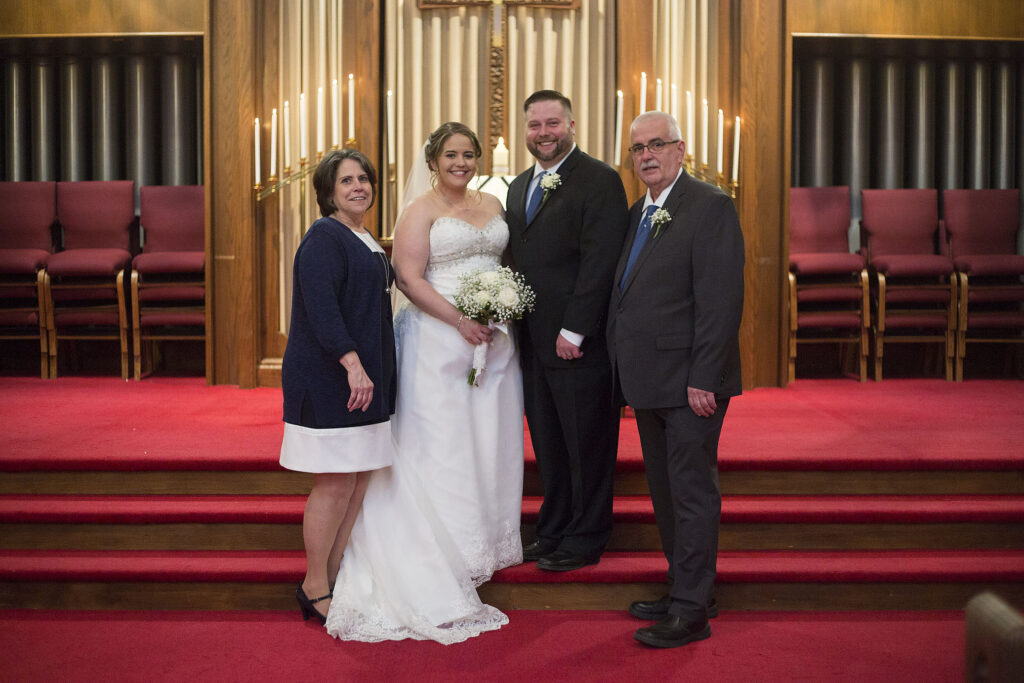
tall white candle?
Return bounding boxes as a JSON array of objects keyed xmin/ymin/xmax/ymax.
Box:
[
  {"xmin": 331, "ymin": 79, "xmax": 339, "ymax": 148},
  {"xmin": 283, "ymin": 100, "xmax": 291, "ymax": 169},
  {"xmin": 716, "ymin": 109, "xmax": 724, "ymax": 174},
  {"xmin": 699, "ymin": 0, "xmax": 708, "ymax": 98},
  {"xmin": 639, "ymin": 72, "xmax": 647, "ymax": 114},
  {"xmin": 701, "ymin": 98, "xmax": 709, "ymax": 166},
  {"xmin": 269, "ymin": 108, "xmax": 277, "ymax": 178},
  {"xmin": 316, "ymin": 86, "xmax": 324, "ymax": 155},
  {"xmin": 732, "ymin": 116, "xmax": 741, "ymax": 182},
  {"xmin": 655, "ymin": 78, "xmax": 663, "ymax": 111},
  {"xmin": 386, "ymin": 90, "xmax": 395, "ymax": 165},
  {"xmin": 671, "ymin": 83, "xmax": 678, "ymax": 123},
  {"xmin": 347, "ymin": 73, "xmax": 355, "ymax": 141},
  {"xmin": 299, "ymin": 92, "xmax": 307, "ymax": 161},
  {"xmin": 254, "ymin": 117, "xmax": 261, "ymax": 185},
  {"xmin": 688, "ymin": 0, "xmax": 697, "ymax": 100},
  {"xmin": 614, "ymin": 89, "xmax": 624, "ymax": 167},
  {"xmin": 492, "ymin": 137, "xmax": 510, "ymax": 174},
  {"xmin": 686, "ymin": 90, "xmax": 695, "ymax": 151}
]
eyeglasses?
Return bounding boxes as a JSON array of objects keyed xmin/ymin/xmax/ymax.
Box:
[{"xmin": 628, "ymin": 139, "xmax": 681, "ymax": 156}]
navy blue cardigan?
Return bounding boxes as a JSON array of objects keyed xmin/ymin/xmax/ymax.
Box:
[{"xmin": 282, "ymin": 216, "xmax": 396, "ymax": 428}]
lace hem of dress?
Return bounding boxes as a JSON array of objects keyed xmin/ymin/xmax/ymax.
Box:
[
  {"xmin": 327, "ymin": 600, "xmax": 509, "ymax": 645},
  {"xmin": 464, "ymin": 525, "xmax": 524, "ymax": 587}
]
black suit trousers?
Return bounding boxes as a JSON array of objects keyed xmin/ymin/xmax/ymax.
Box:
[
  {"xmin": 522, "ymin": 348, "xmax": 619, "ymax": 556},
  {"xmin": 634, "ymin": 398, "xmax": 729, "ymax": 621}
]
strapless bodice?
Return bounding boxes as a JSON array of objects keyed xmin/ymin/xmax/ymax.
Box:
[{"xmin": 425, "ymin": 215, "xmax": 508, "ymax": 298}]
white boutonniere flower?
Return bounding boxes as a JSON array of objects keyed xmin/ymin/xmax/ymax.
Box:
[
  {"xmin": 651, "ymin": 207, "xmax": 672, "ymax": 238},
  {"xmin": 540, "ymin": 172, "xmax": 561, "ymax": 192}
]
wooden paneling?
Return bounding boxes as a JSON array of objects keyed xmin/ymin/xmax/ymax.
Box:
[
  {"xmin": 788, "ymin": 0, "xmax": 1024, "ymax": 39},
  {"xmin": 614, "ymin": 0, "xmax": 653, "ymax": 203},
  {"xmin": 207, "ymin": 0, "xmax": 259, "ymax": 387},
  {"xmin": 0, "ymin": 0, "xmax": 204, "ymax": 36},
  {"xmin": 254, "ymin": 0, "xmax": 382, "ymax": 387}
]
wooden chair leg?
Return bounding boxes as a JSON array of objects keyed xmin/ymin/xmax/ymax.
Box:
[
  {"xmin": 944, "ymin": 273, "xmax": 958, "ymax": 382},
  {"xmin": 117, "ymin": 270, "xmax": 130, "ymax": 381},
  {"xmin": 858, "ymin": 326, "xmax": 868, "ymax": 382},
  {"xmin": 874, "ymin": 273, "xmax": 886, "ymax": 381},
  {"xmin": 131, "ymin": 271, "xmax": 142, "ymax": 380},
  {"xmin": 36, "ymin": 269, "xmax": 49, "ymax": 379},
  {"xmin": 43, "ymin": 272, "xmax": 57, "ymax": 379}
]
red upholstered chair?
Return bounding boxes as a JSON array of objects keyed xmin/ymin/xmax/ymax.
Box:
[
  {"xmin": 46, "ymin": 181, "xmax": 135, "ymax": 379},
  {"xmin": 942, "ymin": 189, "xmax": 1024, "ymax": 381},
  {"xmin": 0, "ymin": 181, "xmax": 56, "ymax": 378},
  {"xmin": 131, "ymin": 185, "xmax": 205, "ymax": 380},
  {"xmin": 861, "ymin": 189, "xmax": 956, "ymax": 381},
  {"xmin": 788, "ymin": 187, "xmax": 869, "ymax": 382}
]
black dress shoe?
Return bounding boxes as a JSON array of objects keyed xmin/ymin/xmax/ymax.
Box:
[
  {"xmin": 535, "ymin": 549, "xmax": 600, "ymax": 572},
  {"xmin": 633, "ymin": 615, "xmax": 711, "ymax": 649},
  {"xmin": 629, "ymin": 595, "xmax": 719, "ymax": 620},
  {"xmin": 522, "ymin": 539, "xmax": 559, "ymax": 562}
]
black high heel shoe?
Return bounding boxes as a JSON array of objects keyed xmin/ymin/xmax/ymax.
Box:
[{"xmin": 296, "ymin": 584, "xmax": 332, "ymax": 625}]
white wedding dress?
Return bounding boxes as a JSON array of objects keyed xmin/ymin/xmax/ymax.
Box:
[{"xmin": 326, "ymin": 215, "xmax": 524, "ymax": 644}]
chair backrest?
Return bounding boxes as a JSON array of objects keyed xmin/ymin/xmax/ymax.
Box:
[
  {"xmin": 140, "ymin": 185, "xmax": 205, "ymax": 253},
  {"xmin": 56, "ymin": 180, "xmax": 135, "ymax": 250},
  {"xmin": 0, "ymin": 181, "xmax": 56, "ymax": 251},
  {"xmin": 861, "ymin": 188, "xmax": 939, "ymax": 256},
  {"xmin": 942, "ymin": 188, "xmax": 1020, "ymax": 257},
  {"xmin": 789, "ymin": 186, "xmax": 851, "ymax": 254}
]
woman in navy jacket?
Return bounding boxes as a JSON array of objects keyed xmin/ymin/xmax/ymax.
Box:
[{"xmin": 278, "ymin": 149, "xmax": 396, "ymax": 624}]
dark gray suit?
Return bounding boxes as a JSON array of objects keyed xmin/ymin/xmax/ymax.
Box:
[
  {"xmin": 607, "ymin": 169, "xmax": 744, "ymax": 619},
  {"xmin": 508, "ymin": 147, "xmax": 628, "ymax": 556}
]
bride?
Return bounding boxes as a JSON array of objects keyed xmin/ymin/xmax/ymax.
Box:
[{"xmin": 326, "ymin": 122, "xmax": 524, "ymax": 644}]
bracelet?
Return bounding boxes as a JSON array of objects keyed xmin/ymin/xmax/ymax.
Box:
[{"xmin": 457, "ymin": 314, "xmax": 465, "ymax": 330}]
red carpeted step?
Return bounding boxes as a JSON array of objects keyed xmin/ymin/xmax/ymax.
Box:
[
  {"xmin": 520, "ymin": 495, "xmax": 1024, "ymax": 524},
  {"xmin": 3, "ymin": 549, "xmax": 1024, "ymax": 584},
  {"xmin": 6, "ymin": 494, "xmax": 1024, "ymax": 525},
  {"xmin": 0, "ymin": 495, "xmax": 307, "ymax": 523}
]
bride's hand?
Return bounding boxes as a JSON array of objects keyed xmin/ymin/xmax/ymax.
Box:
[
  {"xmin": 339, "ymin": 351, "xmax": 374, "ymax": 412},
  {"xmin": 458, "ymin": 316, "xmax": 493, "ymax": 346}
]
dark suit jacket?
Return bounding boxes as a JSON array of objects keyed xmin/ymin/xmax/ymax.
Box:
[
  {"xmin": 607, "ymin": 169, "xmax": 744, "ymax": 409},
  {"xmin": 282, "ymin": 216, "xmax": 397, "ymax": 428},
  {"xmin": 507, "ymin": 147, "xmax": 629, "ymax": 368}
]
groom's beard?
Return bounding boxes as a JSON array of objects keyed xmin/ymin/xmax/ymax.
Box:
[{"xmin": 526, "ymin": 135, "xmax": 571, "ymax": 163}]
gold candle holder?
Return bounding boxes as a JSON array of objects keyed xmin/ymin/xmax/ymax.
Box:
[
  {"xmin": 684, "ymin": 154, "xmax": 695, "ymax": 175},
  {"xmin": 344, "ymin": 137, "xmax": 356, "ymax": 149},
  {"xmin": 727, "ymin": 178, "xmax": 739, "ymax": 199}
]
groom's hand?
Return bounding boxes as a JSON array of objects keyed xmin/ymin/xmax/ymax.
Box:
[{"xmin": 556, "ymin": 335, "xmax": 582, "ymax": 360}]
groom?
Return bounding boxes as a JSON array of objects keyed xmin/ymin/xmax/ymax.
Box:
[{"xmin": 507, "ymin": 89, "xmax": 628, "ymax": 571}]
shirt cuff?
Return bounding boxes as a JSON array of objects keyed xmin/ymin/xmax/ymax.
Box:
[{"xmin": 559, "ymin": 329, "xmax": 584, "ymax": 347}]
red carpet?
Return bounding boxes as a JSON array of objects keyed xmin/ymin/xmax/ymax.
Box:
[
  {"xmin": 0, "ymin": 609, "xmax": 964, "ymax": 682},
  {"xmin": 2, "ymin": 377, "xmax": 1022, "ymax": 470}
]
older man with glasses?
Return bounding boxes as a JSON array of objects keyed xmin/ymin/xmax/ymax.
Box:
[{"xmin": 606, "ymin": 111, "xmax": 745, "ymax": 649}]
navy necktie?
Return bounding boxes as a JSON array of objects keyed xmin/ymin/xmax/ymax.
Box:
[
  {"xmin": 525, "ymin": 171, "xmax": 547, "ymax": 223},
  {"xmin": 619, "ymin": 204, "xmax": 659, "ymax": 289}
]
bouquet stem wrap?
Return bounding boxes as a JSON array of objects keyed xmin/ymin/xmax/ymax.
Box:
[{"xmin": 468, "ymin": 321, "xmax": 508, "ymax": 386}]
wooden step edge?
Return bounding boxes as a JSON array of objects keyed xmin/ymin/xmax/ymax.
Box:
[
  {"xmin": 6, "ymin": 494, "xmax": 1024, "ymax": 524},
  {"xmin": 3, "ymin": 549, "xmax": 1024, "ymax": 584},
  {"xmin": 4, "ymin": 580, "xmax": 1019, "ymax": 611}
]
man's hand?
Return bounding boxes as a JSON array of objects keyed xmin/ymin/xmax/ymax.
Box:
[
  {"xmin": 556, "ymin": 335, "xmax": 583, "ymax": 360},
  {"xmin": 687, "ymin": 386, "xmax": 717, "ymax": 417}
]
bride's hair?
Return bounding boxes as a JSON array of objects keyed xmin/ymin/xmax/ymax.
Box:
[{"xmin": 424, "ymin": 122, "xmax": 482, "ymax": 176}]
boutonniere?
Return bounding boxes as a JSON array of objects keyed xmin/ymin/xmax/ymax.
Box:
[
  {"xmin": 540, "ymin": 172, "xmax": 562, "ymax": 198},
  {"xmin": 651, "ymin": 208, "xmax": 672, "ymax": 238}
]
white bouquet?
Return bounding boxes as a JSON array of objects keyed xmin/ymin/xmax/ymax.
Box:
[{"xmin": 454, "ymin": 266, "xmax": 536, "ymax": 385}]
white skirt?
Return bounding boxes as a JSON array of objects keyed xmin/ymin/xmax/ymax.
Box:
[{"xmin": 279, "ymin": 421, "xmax": 394, "ymax": 473}]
